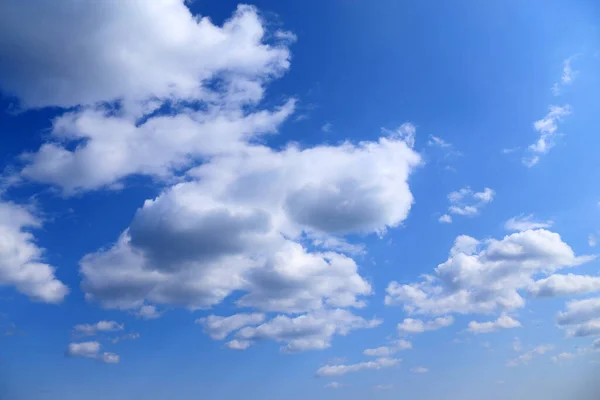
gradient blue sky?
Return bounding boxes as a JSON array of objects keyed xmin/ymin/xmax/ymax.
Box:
[{"xmin": 1, "ymin": 1, "xmax": 600, "ymax": 399}]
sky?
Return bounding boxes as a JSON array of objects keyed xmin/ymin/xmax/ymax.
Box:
[{"xmin": 0, "ymin": 0, "xmax": 600, "ymax": 399}]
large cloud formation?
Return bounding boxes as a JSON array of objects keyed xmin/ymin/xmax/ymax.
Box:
[{"xmin": 0, "ymin": 1, "xmax": 422, "ymax": 352}]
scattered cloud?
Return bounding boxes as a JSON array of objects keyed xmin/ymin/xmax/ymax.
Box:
[
  {"xmin": 410, "ymin": 366, "xmax": 429, "ymax": 374},
  {"xmin": 504, "ymin": 214, "xmax": 553, "ymax": 231},
  {"xmin": 234, "ymin": 309, "xmax": 381, "ymax": 353},
  {"xmin": 321, "ymin": 123, "xmax": 332, "ymax": 133},
  {"xmin": 467, "ymin": 314, "xmax": 521, "ymax": 334},
  {"xmin": 382, "ymin": 123, "xmax": 417, "ymax": 149},
  {"xmin": 316, "ymin": 357, "xmax": 399, "ymax": 377},
  {"xmin": 439, "ymin": 187, "xmax": 495, "ymax": 221},
  {"xmin": 374, "ymin": 384, "xmax": 394, "ymax": 390},
  {"xmin": 363, "ymin": 340, "xmax": 412, "ymax": 357},
  {"xmin": 439, "ymin": 214, "xmax": 452, "ymax": 224},
  {"xmin": 385, "ymin": 230, "xmax": 593, "ymax": 316},
  {"xmin": 225, "ymin": 339, "xmax": 252, "ymax": 350},
  {"xmin": 65, "ymin": 341, "xmax": 120, "ymax": 364},
  {"xmin": 513, "ymin": 337, "xmax": 522, "ymax": 352},
  {"xmin": 397, "ymin": 316, "xmax": 454, "ymax": 335},
  {"xmin": 135, "ymin": 305, "xmax": 161, "ymax": 320},
  {"xmin": 589, "ymin": 234, "xmax": 597, "ymax": 248},
  {"xmin": 111, "ymin": 332, "xmax": 140, "ymax": 344},
  {"xmin": 522, "ymin": 105, "xmax": 571, "ymax": 167},
  {"xmin": 73, "ymin": 321, "xmax": 124, "ymax": 337},
  {"xmin": 551, "ymin": 57, "xmax": 578, "ymax": 96},
  {"xmin": 506, "ymin": 345, "xmax": 554, "ymax": 367},
  {"xmin": 325, "ymin": 382, "xmax": 342, "ymax": 389}
]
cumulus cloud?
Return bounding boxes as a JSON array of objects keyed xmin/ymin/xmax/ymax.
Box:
[
  {"xmin": 396, "ymin": 317, "xmax": 454, "ymax": 335},
  {"xmin": 410, "ymin": 366, "xmax": 428, "ymax": 374},
  {"xmin": 522, "ymin": 105, "xmax": 571, "ymax": 167},
  {"xmin": 440, "ymin": 187, "xmax": 495, "ymax": 220},
  {"xmin": 73, "ymin": 321, "xmax": 124, "ymax": 337},
  {"xmin": 528, "ymin": 274, "xmax": 600, "ymax": 298},
  {"xmin": 196, "ymin": 313, "xmax": 265, "ymax": 340},
  {"xmin": 363, "ymin": 340, "xmax": 412, "ymax": 357},
  {"xmin": 0, "ymin": 1, "xmax": 291, "ymax": 109},
  {"xmin": 382, "ymin": 123, "xmax": 417, "ymax": 149},
  {"xmin": 225, "ymin": 339, "xmax": 252, "ymax": 350},
  {"xmin": 80, "ymin": 136, "xmax": 419, "ymax": 315},
  {"xmin": 65, "ymin": 341, "xmax": 120, "ymax": 364},
  {"xmin": 316, "ymin": 357, "xmax": 399, "ymax": 377},
  {"xmin": 467, "ymin": 314, "xmax": 521, "ymax": 334},
  {"xmin": 385, "ymin": 230, "xmax": 592, "ymax": 316},
  {"xmin": 506, "ymin": 345, "xmax": 554, "ymax": 367},
  {"xmin": 556, "ymin": 298, "xmax": 600, "ymax": 337},
  {"xmin": 234, "ymin": 309, "xmax": 381, "ymax": 353},
  {"xmin": 135, "ymin": 305, "xmax": 161, "ymax": 320},
  {"xmin": 3, "ymin": 1, "xmax": 296, "ymax": 194},
  {"xmin": 504, "ymin": 215, "xmax": 553, "ymax": 231},
  {"xmin": 0, "ymin": 201, "xmax": 69, "ymax": 303}
]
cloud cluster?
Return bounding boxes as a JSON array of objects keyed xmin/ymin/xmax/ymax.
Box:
[
  {"xmin": 556, "ymin": 298, "xmax": 600, "ymax": 337},
  {"xmin": 65, "ymin": 341, "xmax": 119, "ymax": 364},
  {"xmin": 385, "ymin": 230, "xmax": 592, "ymax": 316},
  {"xmin": 0, "ymin": 201, "xmax": 68, "ymax": 303},
  {"xmin": 504, "ymin": 214, "xmax": 553, "ymax": 232},
  {"xmin": 438, "ymin": 187, "xmax": 495, "ymax": 223},
  {"xmin": 0, "ymin": 1, "xmax": 423, "ymax": 353}
]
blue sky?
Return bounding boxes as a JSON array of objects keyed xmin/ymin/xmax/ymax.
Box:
[{"xmin": 1, "ymin": 0, "xmax": 600, "ymax": 399}]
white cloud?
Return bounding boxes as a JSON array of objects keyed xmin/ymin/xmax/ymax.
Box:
[
  {"xmin": 111, "ymin": 332, "xmax": 140, "ymax": 344},
  {"xmin": 6, "ymin": 1, "xmax": 296, "ymax": 194},
  {"xmin": 523, "ymin": 105, "xmax": 571, "ymax": 167},
  {"xmin": 552, "ymin": 352, "xmax": 576, "ymax": 364},
  {"xmin": 235, "ymin": 309, "xmax": 381, "ymax": 353},
  {"xmin": 504, "ymin": 214, "xmax": 553, "ymax": 231},
  {"xmin": 363, "ymin": 340, "xmax": 412, "ymax": 357},
  {"xmin": 385, "ymin": 230, "xmax": 593, "ymax": 316},
  {"xmin": 66, "ymin": 341, "xmax": 101, "ymax": 358},
  {"xmin": 374, "ymin": 384, "xmax": 393, "ymax": 390},
  {"xmin": 513, "ymin": 337, "xmax": 522, "ymax": 352},
  {"xmin": 80, "ymin": 136, "xmax": 419, "ymax": 314},
  {"xmin": 382, "ymin": 123, "xmax": 417, "ymax": 149},
  {"xmin": 552, "ymin": 57, "xmax": 577, "ymax": 96},
  {"xmin": 556, "ymin": 298, "xmax": 600, "ymax": 337},
  {"xmin": 225, "ymin": 339, "xmax": 252, "ymax": 350},
  {"xmin": 410, "ymin": 366, "xmax": 428, "ymax": 374},
  {"xmin": 135, "ymin": 305, "xmax": 161, "ymax": 320},
  {"xmin": 0, "ymin": 201, "xmax": 68, "ymax": 303},
  {"xmin": 528, "ymin": 274, "xmax": 600, "ymax": 297},
  {"xmin": 73, "ymin": 321, "xmax": 124, "ymax": 337},
  {"xmin": 467, "ymin": 314, "xmax": 521, "ymax": 334},
  {"xmin": 428, "ymin": 136, "xmax": 451, "ymax": 148},
  {"xmin": 589, "ymin": 234, "xmax": 597, "ymax": 248},
  {"xmin": 196, "ymin": 313, "xmax": 265, "ymax": 340},
  {"xmin": 325, "ymin": 382, "xmax": 342, "ymax": 389},
  {"xmin": 593, "ymin": 338, "xmax": 600, "ymax": 349},
  {"xmin": 65, "ymin": 341, "xmax": 120, "ymax": 364},
  {"xmin": 321, "ymin": 123, "xmax": 332, "ymax": 133},
  {"xmin": 316, "ymin": 357, "xmax": 399, "ymax": 377},
  {"xmin": 397, "ymin": 316, "xmax": 454, "ymax": 334},
  {"xmin": 439, "ymin": 214, "xmax": 452, "ymax": 224},
  {"xmin": 0, "ymin": 2, "xmax": 291, "ymax": 109},
  {"xmin": 443, "ymin": 187, "xmax": 495, "ymax": 218},
  {"xmin": 506, "ymin": 345, "xmax": 554, "ymax": 367}
]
